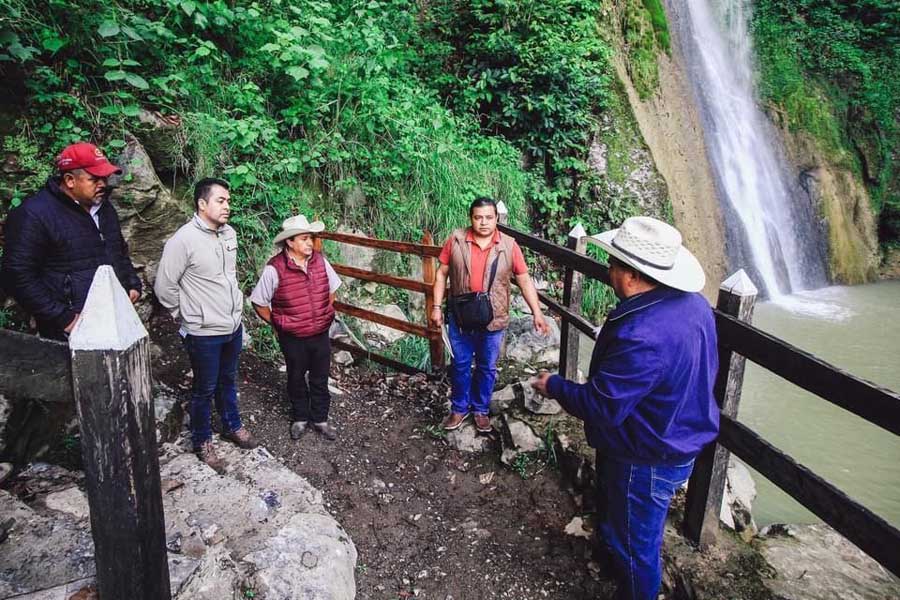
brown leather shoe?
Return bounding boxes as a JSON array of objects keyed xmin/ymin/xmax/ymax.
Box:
[
  {"xmin": 474, "ymin": 413, "xmax": 492, "ymax": 433},
  {"xmin": 442, "ymin": 412, "xmax": 469, "ymax": 431},
  {"xmin": 195, "ymin": 440, "xmax": 227, "ymax": 472},
  {"xmin": 312, "ymin": 422, "xmax": 337, "ymax": 441},
  {"xmin": 222, "ymin": 427, "xmax": 258, "ymax": 449}
]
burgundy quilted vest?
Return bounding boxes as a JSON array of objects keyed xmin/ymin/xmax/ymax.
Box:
[{"xmin": 269, "ymin": 250, "xmax": 335, "ymax": 338}]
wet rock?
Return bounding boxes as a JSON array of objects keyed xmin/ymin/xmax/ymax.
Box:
[
  {"xmin": 154, "ymin": 381, "xmax": 185, "ymax": 444},
  {"xmin": 757, "ymin": 523, "xmax": 900, "ymax": 600},
  {"xmin": 445, "ymin": 423, "xmax": 490, "ymax": 453}
]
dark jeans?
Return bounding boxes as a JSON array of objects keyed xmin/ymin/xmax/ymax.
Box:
[
  {"xmin": 182, "ymin": 325, "xmax": 244, "ymax": 449},
  {"xmin": 278, "ymin": 330, "xmax": 331, "ymax": 423},
  {"xmin": 596, "ymin": 454, "xmax": 695, "ymax": 600},
  {"xmin": 447, "ymin": 314, "xmax": 505, "ymax": 415}
]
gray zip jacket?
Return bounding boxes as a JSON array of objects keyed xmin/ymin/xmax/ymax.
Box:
[{"xmin": 154, "ymin": 215, "xmax": 243, "ymax": 336}]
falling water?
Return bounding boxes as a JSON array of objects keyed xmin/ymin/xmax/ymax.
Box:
[{"xmin": 667, "ymin": 0, "xmax": 829, "ymax": 298}]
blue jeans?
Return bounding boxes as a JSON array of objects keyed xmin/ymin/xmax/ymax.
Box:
[
  {"xmin": 447, "ymin": 315, "xmax": 505, "ymax": 414},
  {"xmin": 597, "ymin": 456, "xmax": 695, "ymax": 600},
  {"xmin": 182, "ymin": 326, "xmax": 244, "ymax": 448}
]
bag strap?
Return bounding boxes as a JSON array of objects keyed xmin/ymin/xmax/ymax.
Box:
[{"xmin": 485, "ymin": 253, "xmax": 500, "ymax": 292}]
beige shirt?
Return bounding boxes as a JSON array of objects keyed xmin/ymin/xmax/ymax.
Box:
[{"xmin": 154, "ymin": 215, "xmax": 243, "ymax": 336}]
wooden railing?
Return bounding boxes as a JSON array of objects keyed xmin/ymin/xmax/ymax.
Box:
[
  {"xmin": 314, "ymin": 230, "xmax": 444, "ymax": 375},
  {"xmin": 497, "ymin": 222, "xmax": 900, "ymax": 578}
]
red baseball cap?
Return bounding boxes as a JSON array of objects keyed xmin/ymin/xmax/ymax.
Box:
[{"xmin": 56, "ymin": 142, "xmax": 122, "ymax": 177}]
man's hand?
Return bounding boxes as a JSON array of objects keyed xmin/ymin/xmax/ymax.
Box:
[
  {"xmin": 128, "ymin": 289, "xmax": 140, "ymax": 304},
  {"xmin": 533, "ymin": 312, "xmax": 550, "ymax": 336},
  {"xmin": 531, "ymin": 371, "xmax": 553, "ymax": 396},
  {"xmin": 64, "ymin": 313, "xmax": 81, "ymax": 334},
  {"xmin": 431, "ymin": 306, "xmax": 443, "ymax": 327}
]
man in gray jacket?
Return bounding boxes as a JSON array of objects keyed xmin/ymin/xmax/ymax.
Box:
[{"xmin": 155, "ymin": 178, "xmax": 257, "ymax": 470}]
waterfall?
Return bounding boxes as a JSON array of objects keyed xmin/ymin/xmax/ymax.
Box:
[{"xmin": 667, "ymin": 0, "xmax": 828, "ymax": 298}]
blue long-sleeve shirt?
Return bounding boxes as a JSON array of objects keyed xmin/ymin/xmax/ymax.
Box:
[{"xmin": 546, "ymin": 286, "xmax": 719, "ymax": 465}]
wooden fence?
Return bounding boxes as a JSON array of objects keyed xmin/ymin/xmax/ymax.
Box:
[
  {"xmin": 497, "ymin": 222, "xmax": 900, "ymax": 578},
  {"xmin": 314, "ymin": 230, "xmax": 445, "ymax": 375}
]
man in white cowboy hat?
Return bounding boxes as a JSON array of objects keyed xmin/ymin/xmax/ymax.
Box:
[
  {"xmin": 532, "ymin": 216, "xmax": 719, "ymax": 600},
  {"xmin": 250, "ymin": 214, "xmax": 342, "ymax": 441},
  {"xmin": 155, "ymin": 177, "xmax": 258, "ymax": 471}
]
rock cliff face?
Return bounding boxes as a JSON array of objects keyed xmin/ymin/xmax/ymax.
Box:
[
  {"xmin": 776, "ymin": 126, "xmax": 880, "ymax": 284},
  {"xmin": 605, "ymin": 5, "xmax": 728, "ymax": 300}
]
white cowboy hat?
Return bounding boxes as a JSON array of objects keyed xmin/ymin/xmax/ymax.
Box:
[
  {"xmin": 273, "ymin": 214, "xmax": 325, "ymax": 246},
  {"xmin": 592, "ymin": 216, "xmax": 706, "ymax": 293}
]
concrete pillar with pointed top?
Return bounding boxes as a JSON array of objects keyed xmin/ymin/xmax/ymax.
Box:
[
  {"xmin": 69, "ymin": 265, "xmax": 172, "ymax": 599},
  {"xmin": 559, "ymin": 223, "xmax": 588, "ymax": 381},
  {"xmin": 683, "ymin": 269, "xmax": 758, "ymax": 548},
  {"xmin": 496, "ymin": 200, "xmax": 509, "ymax": 225}
]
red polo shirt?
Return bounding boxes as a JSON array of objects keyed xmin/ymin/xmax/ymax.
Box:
[{"xmin": 439, "ymin": 229, "xmax": 528, "ymax": 292}]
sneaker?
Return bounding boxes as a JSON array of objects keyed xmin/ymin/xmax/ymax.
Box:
[
  {"xmin": 442, "ymin": 412, "xmax": 469, "ymax": 431},
  {"xmin": 313, "ymin": 422, "xmax": 337, "ymax": 441},
  {"xmin": 474, "ymin": 413, "xmax": 492, "ymax": 433},
  {"xmin": 222, "ymin": 427, "xmax": 258, "ymax": 449},
  {"xmin": 195, "ymin": 440, "xmax": 227, "ymax": 472},
  {"xmin": 290, "ymin": 421, "xmax": 308, "ymax": 440}
]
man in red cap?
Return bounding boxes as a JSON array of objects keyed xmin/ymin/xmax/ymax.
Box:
[{"xmin": 1, "ymin": 142, "xmax": 142, "ymax": 339}]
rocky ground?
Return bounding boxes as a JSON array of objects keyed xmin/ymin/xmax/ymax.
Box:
[{"xmin": 149, "ymin": 313, "xmax": 615, "ymax": 600}]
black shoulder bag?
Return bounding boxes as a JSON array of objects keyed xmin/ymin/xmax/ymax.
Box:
[{"xmin": 448, "ymin": 256, "xmax": 499, "ymax": 331}]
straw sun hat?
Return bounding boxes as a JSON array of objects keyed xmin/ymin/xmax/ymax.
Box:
[
  {"xmin": 273, "ymin": 214, "xmax": 325, "ymax": 246},
  {"xmin": 593, "ymin": 216, "xmax": 706, "ymax": 293}
]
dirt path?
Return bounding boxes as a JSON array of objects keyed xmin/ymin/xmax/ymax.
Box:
[{"xmin": 150, "ymin": 315, "xmax": 612, "ymax": 600}]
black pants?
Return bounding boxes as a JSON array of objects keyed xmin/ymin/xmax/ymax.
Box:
[{"xmin": 278, "ymin": 330, "xmax": 331, "ymax": 423}]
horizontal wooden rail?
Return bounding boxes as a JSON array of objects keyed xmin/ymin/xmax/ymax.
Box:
[
  {"xmin": 0, "ymin": 328, "xmax": 71, "ymax": 403},
  {"xmin": 333, "ymin": 301, "xmax": 432, "ymax": 339},
  {"xmin": 498, "ymin": 224, "xmax": 610, "ymax": 284},
  {"xmin": 332, "ymin": 339, "xmax": 423, "ymax": 376},
  {"xmin": 719, "ymin": 415, "xmax": 900, "ymax": 577},
  {"xmin": 318, "ymin": 231, "xmax": 441, "ymax": 258},
  {"xmin": 716, "ymin": 311, "xmax": 900, "ymax": 436},
  {"xmin": 536, "ymin": 291, "xmax": 597, "ymax": 338},
  {"xmin": 331, "ymin": 263, "xmax": 431, "ymax": 294}
]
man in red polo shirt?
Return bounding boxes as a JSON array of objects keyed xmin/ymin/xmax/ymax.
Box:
[{"xmin": 432, "ymin": 197, "xmax": 549, "ymax": 432}]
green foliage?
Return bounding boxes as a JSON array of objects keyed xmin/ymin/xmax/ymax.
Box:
[
  {"xmin": 424, "ymin": 0, "xmax": 614, "ymax": 235},
  {"xmin": 751, "ymin": 0, "xmax": 900, "ymax": 244},
  {"xmin": 616, "ymin": 0, "xmax": 670, "ymax": 99},
  {"xmin": 383, "ymin": 335, "xmax": 431, "ymax": 372},
  {"xmin": 0, "ymin": 0, "xmax": 530, "ymax": 276}
]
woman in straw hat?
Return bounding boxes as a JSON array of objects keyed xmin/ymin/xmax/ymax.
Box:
[{"xmin": 250, "ymin": 215, "xmax": 342, "ymax": 441}]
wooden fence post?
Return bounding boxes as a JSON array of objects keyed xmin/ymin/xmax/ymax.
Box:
[
  {"xmin": 421, "ymin": 230, "xmax": 444, "ymax": 372},
  {"xmin": 684, "ymin": 269, "xmax": 758, "ymax": 548},
  {"xmin": 558, "ymin": 223, "xmax": 587, "ymax": 382},
  {"xmin": 69, "ymin": 266, "xmax": 172, "ymax": 599}
]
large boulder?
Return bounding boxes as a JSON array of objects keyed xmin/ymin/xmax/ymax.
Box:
[
  {"xmin": 0, "ymin": 439, "xmax": 358, "ymax": 599},
  {"xmin": 756, "ymin": 523, "xmax": 900, "ymax": 600},
  {"xmin": 109, "ymin": 137, "xmax": 188, "ymax": 319},
  {"xmin": 357, "ymin": 303, "xmax": 409, "ymax": 347}
]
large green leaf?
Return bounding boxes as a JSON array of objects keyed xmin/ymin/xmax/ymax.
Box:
[
  {"xmin": 124, "ymin": 73, "xmax": 149, "ymax": 90},
  {"xmin": 98, "ymin": 21, "xmax": 120, "ymax": 38}
]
